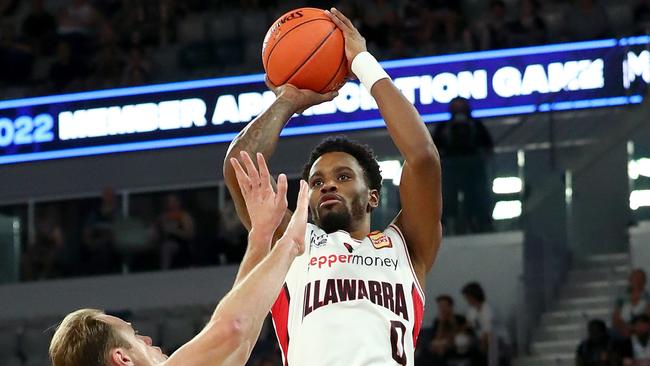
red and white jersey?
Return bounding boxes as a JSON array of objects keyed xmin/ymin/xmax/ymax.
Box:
[{"xmin": 271, "ymin": 223, "xmax": 425, "ymax": 366}]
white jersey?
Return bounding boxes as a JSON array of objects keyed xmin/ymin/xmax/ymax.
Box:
[{"xmin": 271, "ymin": 223, "xmax": 425, "ymax": 366}]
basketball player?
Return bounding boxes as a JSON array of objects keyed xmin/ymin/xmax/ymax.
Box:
[
  {"xmin": 49, "ymin": 154, "xmax": 309, "ymax": 366},
  {"xmin": 223, "ymin": 8, "xmax": 442, "ymax": 366}
]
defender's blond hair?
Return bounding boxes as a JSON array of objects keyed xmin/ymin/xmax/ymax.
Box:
[{"xmin": 49, "ymin": 309, "xmax": 131, "ymax": 366}]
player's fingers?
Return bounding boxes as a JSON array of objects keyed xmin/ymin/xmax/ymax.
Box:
[
  {"xmin": 256, "ymin": 153, "xmax": 271, "ymax": 189},
  {"xmin": 230, "ymin": 158, "xmax": 251, "ymax": 195},
  {"xmin": 286, "ymin": 181, "xmax": 307, "ymax": 230},
  {"xmin": 293, "ymin": 180, "xmax": 309, "ymax": 222},
  {"xmin": 265, "ymin": 75, "xmax": 278, "ymax": 93},
  {"xmin": 324, "ymin": 9, "xmax": 349, "ymax": 32},
  {"xmin": 240, "ymin": 151, "xmax": 260, "ymax": 186},
  {"xmin": 331, "ymin": 7, "xmax": 355, "ymax": 31},
  {"xmin": 276, "ymin": 173, "xmax": 288, "ymax": 210},
  {"xmin": 319, "ymin": 90, "xmax": 339, "ymax": 103}
]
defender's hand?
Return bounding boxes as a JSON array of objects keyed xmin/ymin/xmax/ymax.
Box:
[
  {"xmin": 325, "ymin": 7, "xmax": 367, "ymax": 77},
  {"xmin": 276, "ymin": 180, "xmax": 309, "ymax": 256},
  {"xmin": 265, "ymin": 77, "xmax": 338, "ymax": 114},
  {"xmin": 230, "ymin": 151, "xmax": 288, "ymax": 238}
]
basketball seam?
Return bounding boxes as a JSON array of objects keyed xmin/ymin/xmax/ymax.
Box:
[
  {"xmin": 265, "ymin": 17, "xmax": 331, "ymax": 83},
  {"xmin": 318, "ymin": 42, "xmax": 346, "ymax": 93},
  {"xmin": 282, "ymin": 25, "xmax": 337, "ymax": 86}
]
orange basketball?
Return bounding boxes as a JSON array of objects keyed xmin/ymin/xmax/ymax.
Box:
[{"xmin": 262, "ymin": 8, "xmax": 348, "ymax": 93}]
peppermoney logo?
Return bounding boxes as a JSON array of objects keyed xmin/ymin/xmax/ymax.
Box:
[{"xmin": 309, "ymin": 253, "xmax": 398, "ymax": 270}]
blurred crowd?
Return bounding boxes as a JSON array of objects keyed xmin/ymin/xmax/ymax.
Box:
[
  {"xmin": 17, "ymin": 186, "xmax": 249, "ymax": 281},
  {"xmin": 576, "ymin": 269, "xmax": 650, "ymax": 365},
  {"xmin": 413, "ymin": 282, "xmax": 512, "ymax": 366},
  {"xmin": 1, "ymin": 0, "xmax": 649, "ymax": 100}
]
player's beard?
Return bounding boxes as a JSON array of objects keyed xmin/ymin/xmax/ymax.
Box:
[{"xmin": 318, "ymin": 194, "xmax": 366, "ymax": 233}]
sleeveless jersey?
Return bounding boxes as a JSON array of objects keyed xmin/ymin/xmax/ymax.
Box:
[{"xmin": 271, "ymin": 223, "xmax": 425, "ymax": 366}]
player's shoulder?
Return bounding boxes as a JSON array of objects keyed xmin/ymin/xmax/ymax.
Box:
[
  {"xmin": 382, "ymin": 222, "xmax": 407, "ymax": 243},
  {"xmin": 305, "ymin": 222, "xmax": 326, "ymax": 239},
  {"xmin": 304, "ymin": 223, "xmax": 328, "ymax": 249}
]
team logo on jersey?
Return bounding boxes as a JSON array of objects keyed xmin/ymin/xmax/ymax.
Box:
[
  {"xmin": 343, "ymin": 243, "xmax": 354, "ymax": 253},
  {"xmin": 310, "ymin": 231, "xmax": 328, "ymax": 248},
  {"xmin": 369, "ymin": 231, "xmax": 392, "ymax": 249}
]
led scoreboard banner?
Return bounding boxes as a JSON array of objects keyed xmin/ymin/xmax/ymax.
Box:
[{"xmin": 1, "ymin": 36, "xmax": 649, "ymax": 165}]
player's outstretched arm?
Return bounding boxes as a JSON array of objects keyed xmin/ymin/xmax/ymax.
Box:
[
  {"xmin": 229, "ymin": 151, "xmax": 288, "ymax": 286},
  {"xmin": 327, "ymin": 8, "xmax": 442, "ymax": 286},
  {"xmin": 223, "ymin": 80, "xmax": 338, "ymax": 241},
  {"xmin": 163, "ymin": 179, "xmax": 310, "ymax": 366}
]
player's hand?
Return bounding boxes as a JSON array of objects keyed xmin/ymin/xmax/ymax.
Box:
[
  {"xmin": 230, "ymin": 151, "xmax": 287, "ymax": 239},
  {"xmin": 276, "ymin": 179, "xmax": 308, "ymax": 256},
  {"xmin": 266, "ymin": 76, "xmax": 338, "ymax": 114},
  {"xmin": 325, "ymin": 7, "xmax": 367, "ymax": 78}
]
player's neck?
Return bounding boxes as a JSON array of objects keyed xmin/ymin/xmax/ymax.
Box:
[{"xmin": 348, "ymin": 220, "xmax": 371, "ymax": 240}]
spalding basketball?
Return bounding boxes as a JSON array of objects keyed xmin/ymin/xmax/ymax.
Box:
[{"xmin": 262, "ymin": 8, "xmax": 348, "ymax": 93}]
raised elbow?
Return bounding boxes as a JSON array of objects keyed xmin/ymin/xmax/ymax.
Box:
[
  {"xmin": 206, "ymin": 316, "xmax": 250, "ymax": 350},
  {"xmin": 223, "ymin": 316, "xmax": 248, "ymax": 341}
]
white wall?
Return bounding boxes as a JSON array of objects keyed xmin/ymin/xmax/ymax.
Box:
[
  {"xmin": 0, "ymin": 232, "xmax": 524, "ymax": 330},
  {"xmin": 0, "ymin": 267, "xmax": 238, "ymax": 321},
  {"xmin": 423, "ymin": 231, "xmax": 524, "ymax": 331},
  {"xmin": 629, "ymin": 221, "xmax": 650, "ymax": 275}
]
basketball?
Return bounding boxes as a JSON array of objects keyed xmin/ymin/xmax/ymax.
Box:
[{"xmin": 262, "ymin": 8, "xmax": 348, "ymax": 93}]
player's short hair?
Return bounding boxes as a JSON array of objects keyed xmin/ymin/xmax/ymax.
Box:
[
  {"xmin": 436, "ymin": 295, "xmax": 454, "ymax": 306},
  {"xmin": 631, "ymin": 268, "xmax": 647, "ymax": 281},
  {"xmin": 302, "ymin": 136, "xmax": 383, "ymax": 192},
  {"xmin": 587, "ymin": 319, "xmax": 607, "ymax": 333},
  {"xmin": 632, "ymin": 314, "xmax": 650, "ymax": 324},
  {"xmin": 461, "ymin": 282, "xmax": 486, "ymax": 303},
  {"xmin": 49, "ymin": 309, "xmax": 131, "ymax": 366}
]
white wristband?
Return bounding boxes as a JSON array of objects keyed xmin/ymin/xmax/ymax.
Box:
[{"xmin": 351, "ymin": 51, "xmax": 390, "ymax": 93}]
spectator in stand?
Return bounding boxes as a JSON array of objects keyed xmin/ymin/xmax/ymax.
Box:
[
  {"xmin": 433, "ymin": 97, "xmax": 493, "ymax": 234},
  {"xmin": 88, "ymin": 22, "xmax": 124, "ymax": 89},
  {"xmin": 48, "ymin": 40, "xmax": 87, "ymax": 91},
  {"xmin": 417, "ymin": 294, "xmax": 468, "ymax": 365},
  {"xmin": 462, "ymin": 282, "xmax": 511, "ymax": 366},
  {"xmin": 57, "ymin": 0, "xmax": 100, "ymax": 39},
  {"xmin": 385, "ymin": 33, "xmax": 410, "ymax": 59},
  {"xmin": 152, "ymin": 193, "xmax": 196, "ymax": 269},
  {"xmin": 21, "ymin": 0, "xmax": 58, "ymax": 55},
  {"xmin": 576, "ymin": 319, "xmax": 627, "ymax": 366},
  {"xmin": 119, "ymin": 0, "xmax": 162, "ymax": 49},
  {"xmin": 634, "ymin": 0, "xmax": 650, "ymax": 35},
  {"xmin": 478, "ymin": 0, "xmax": 511, "ymax": 50},
  {"xmin": 358, "ymin": 0, "xmax": 397, "ymax": 50},
  {"xmin": 56, "ymin": 0, "xmax": 101, "ymax": 66},
  {"xmin": 507, "ymin": 0, "xmax": 546, "ymax": 47},
  {"xmin": 462, "ymin": 282, "xmax": 493, "ymax": 361},
  {"xmin": 93, "ymin": 0, "xmax": 122, "ymax": 21},
  {"xmin": 158, "ymin": 0, "xmax": 180, "ymax": 46},
  {"xmin": 0, "ymin": 0, "xmax": 18, "ymax": 17},
  {"xmin": 21, "ymin": 207, "xmax": 66, "ymax": 281},
  {"xmin": 622, "ymin": 315, "xmax": 650, "ymax": 364},
  {"xmin": 81, "ymin": 187, "xmax": 122, "ymax": 275},
  {"xmin": 613, "ymin": 269, "xmax": 650, "ymax": 338},
  {"xmin": 445, "ymin": 327, "xmax": 484, "ymax": 366},
  {"xmin": 0, "ymin": 21, "xmax": 34, "ymax": 85},
  {"xmin": 562, "ymin": 0, "xmax": 611, "ymax": 41},
  {"xmin": 121, "ymin": 47, "xmax": 152, "ymax": 86},
  {"xmin": 428, "ymin": 1, "xmax": 472, "ymax": 54},
  {"xmin": 401, "ymin": 0, "xmax": 432, "ymax": 53}
]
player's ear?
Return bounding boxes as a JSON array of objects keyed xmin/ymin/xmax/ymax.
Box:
[
  {"xmin": 108, "ymin": 348, "xmax": 135, "ymax": 366},
  {"xmin": 367, "ymin": 189, "xmax": 379, "ymax": 211}
]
